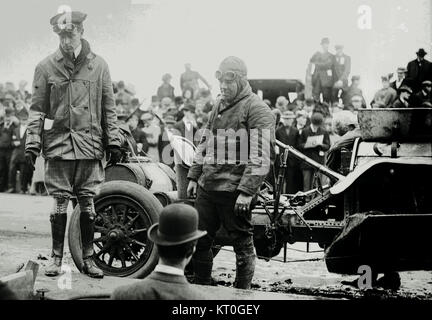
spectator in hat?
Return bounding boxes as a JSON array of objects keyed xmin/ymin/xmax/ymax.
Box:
[
  {"xmin": 157, "ymin": 73, "xmax": 175, "ymax": 101},
  {"xmin": 303, "ymin": 98, "xmax": 315, "ymax": 119},
  {"xmin": 276, "ymin": 111, "xmax": 302, "ymax": 193},
  {"xmin": 390, "ymin": 67, "xmax": 407, "ymax": 91},
  {"xmin": 406, "ymin": 48, "xmax": 432, "ymax": 93},
  {"xmin": 298, "ymin": 112, "xmax": 330, "ymax": 191},
  {"xmin": 154, "ymin": 97, "xmax": 173, "ymax": 119},
  {"xmin": 0, "ymin": 107, "xmax": 19, "ymax": 191},
  {"xmin": 174, "ymin": 96, "xmax": 185, "ymax": 121},
  {"xmin": 392, "ymin": 85, "xmax": 414, "ymax": 108},
  {"xmin": 182, "ymin": 88, "xmax": 195, "ymax": 105},
  {"xmin": 115, "ymin": 80, "xmax": 133, "ymax": 107},
  {"xmin": 342, "ymin": 75, "xmax": 366, "ymax": 108},
  {"xmin": 180, "ymin": 63, "xmax": 212, "ymax": 99},
  {"xmin": 346, "ymin": 94, "xmax": 364, "ymax": 114},
  {"xmin": 16, "ymin": 80, "xmax": 31, "ymax": 102},
  {"xmin": 310, "ymin": 37, "xmax": 335, "ymax": 103},
  {"xmin": 141, "ymin": 112, "xmax": 161, "ymax": 162},
  {"xmin": 294, "ymin": 110, "xmax": 308, "ymax": 135},
  {"xmin": 127, "ymin": 114, "xmax": 149, "ymax": 155},
  {"xmin": 149, "ymin": 95, "xmax": 160, "ymax": 112},
  {"xmin": 171, "ymin": 103, "xmax": 198, "ymax": 199},
  {"xmin": 111, "ymin": 203, "xmax": 207, "ymax": 300},
  {"xmin": 413, "ymin": 80, "xmax": 432, "ymax": 107},
  {"xmin": 275, "ymin": 96, "xmax": 289, "ymax": 112},
  {"xmin": 173, "ymin": 103, "xmax": 197, "ymax": 145},
  {"xmin": 7, "ymin": 109, "xmax": 32, "ymax": 194},
  {"xmin": 371, "ymin": 75, "xmax": 397, "ymax": 108},
  {"xmin": 332, "ymin": 44, "xmax": 351, "ymax": 102}
]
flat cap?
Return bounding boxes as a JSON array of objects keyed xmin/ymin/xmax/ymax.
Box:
[
  {"xmin": 422, "ymin": 80, "xmax": 432, "ymax": 86},
  {"xmin": 50, "ymin": 11, "xmax": 86, "ymax": 33},
  {"xmin": 398, "ymin": 85, "xmax": 413, "ymax": 94},
  {"xmin": 50, "ymin": 11, "xmax": 87, "ymax": 26}
]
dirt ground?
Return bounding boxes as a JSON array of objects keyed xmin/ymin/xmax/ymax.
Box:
[{"xmin": 1, "ymin": 193, "xmax": 432, "ymax": 300}]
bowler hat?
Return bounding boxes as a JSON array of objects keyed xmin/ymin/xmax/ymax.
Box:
[
  {"xmin": 148, "ymin": 204, "xmax": 207, "ymax": 246},
  {"xmin": 416, "ymin": 48, "xmax": 427, "ymax": 57}
]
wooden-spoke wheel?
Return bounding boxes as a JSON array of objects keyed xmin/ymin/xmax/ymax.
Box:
[{"xmin": 68, "ymin": 181, "xmax": 162, "ymax": 278}]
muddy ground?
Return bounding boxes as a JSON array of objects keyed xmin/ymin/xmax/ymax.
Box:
[{"xmin": 1, "ymin": 193, "xmax": 432, "ymax": 300}]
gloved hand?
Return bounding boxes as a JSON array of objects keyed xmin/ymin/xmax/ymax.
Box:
[
  {"xmin": 25, "ymin": 151, "xmax": 37, "ymax": 171},
  {"xmin": 107, "ymin": 145, "xmax": 122, "ymax": 165},
  {"xmin": 234, "ymin": 192, "xmax": 254, "ymax": 217}
]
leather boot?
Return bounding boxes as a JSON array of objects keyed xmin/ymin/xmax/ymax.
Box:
[
  {"xmin": 45, "ymin": 197, "xmax": 68, "ymax": 277},
  {"xmin": 234, "ymin": 254, "xmax": 256, "ymax": 289},
  {"xmin": 79, "ymin": 197, "xmax": 104, "ymax": 278},
  {"xmin": 233, "ymin": 236, "xmax": 256, "ymax": 289},
  {"xmin": 82, "ymin": 257, "xmax": 104, "ymax": 278},
  {"xmin": 45, "ymin": 256, "xmax": 63, "ymax": 277}
]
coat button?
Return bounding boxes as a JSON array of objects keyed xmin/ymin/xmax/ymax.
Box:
[{"xmin": 217, "ymin": 114, "xmax": 221, "ymax": 118}]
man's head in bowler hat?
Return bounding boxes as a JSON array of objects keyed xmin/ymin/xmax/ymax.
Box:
[{"xmin": 148, "ymin": 203, "xmax": 206, "ymax": 270}]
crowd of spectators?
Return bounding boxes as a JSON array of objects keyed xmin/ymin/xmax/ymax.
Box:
[
  {"xmin": 1, "ymin": 46, "xmax": 431, "ymax": 196},
  {"xmin": 276, "ymin": 43, "xmax": 432, "ymax": 193}
]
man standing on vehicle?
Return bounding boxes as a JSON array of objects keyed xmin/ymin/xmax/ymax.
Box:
[
  {"xmin": 25, "ymin": 10, "xmax": 121, "ymax": 278},
  {"xmin": 187, "ymin": 56, "xmax": 275, "ymax": 289}
]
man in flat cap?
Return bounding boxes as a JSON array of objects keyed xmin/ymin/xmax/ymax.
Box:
[
  {"xmin": 342, "ymin": 75, "xmax": 365, "ymax": 107},
  {"xmin": 25, "ymin": 10, "xmax": 121, "ymax": 278},
  {"xmin": 332, "ymin": 44, "xmax": 351, "ymax": 103},
  {"xmin": 392, "ymin": 85, "xmax": 413, "ymax": 108},
  {"xmin": 276, "ymin": 111, "xmax": 302, "ymax": 193},
  {"xmin": 309, "ymin": 38, "xmax": 335, "ymax": 103},
  {"xmin": 187, "ymin": 56, "xmax": 275, "ymax": 289},
  {"xmin": 371, "ymin": 74, "xmax": 397, "ymax": 108},
  {"xmin": 390, "ymin": 67, "xmax": 407, "ymax": 91},
  {"xmin": 406, "ymin": 48, "xmax": 432, "ymax": 93},
  {"xmin": 413, "ymin": 80, "xmax": 432, "ymax": 107},
  {"xmin": 111, "ymin": 204, "xmax": 207, "ymax": 300}
]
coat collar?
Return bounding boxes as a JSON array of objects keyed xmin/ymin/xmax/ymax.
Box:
[{"xmin": 149, "ymin": 271, "xmax": 189, "ymax": 284}]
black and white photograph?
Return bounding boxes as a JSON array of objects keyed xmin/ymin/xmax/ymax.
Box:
[{"xmin": 0, "ymin": 0, "xmax": 431, "ymax": 314}]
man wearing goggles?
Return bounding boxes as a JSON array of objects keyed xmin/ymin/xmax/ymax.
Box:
[
  {"xmin": 187, "ymin": 56, "xmax": 275, "ymax": 289},
  {"xmin": 25, "ymin": 10, "xmax": 121, "ymax": 279}
]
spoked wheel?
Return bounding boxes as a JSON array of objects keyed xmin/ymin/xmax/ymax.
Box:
[{"xmin": 68, "ymin": 181, "xmax": 163, "ymax": 278}]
